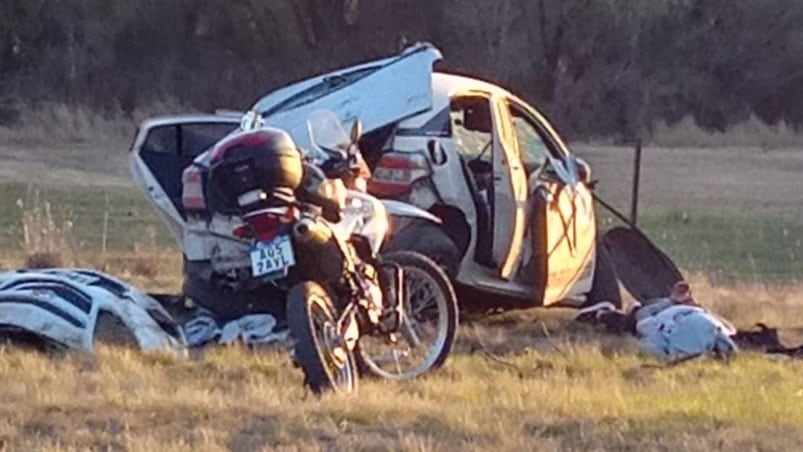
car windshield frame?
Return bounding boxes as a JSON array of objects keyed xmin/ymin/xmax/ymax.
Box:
[{"xmin": 505, "ymin": 96, "xmax": 570, "ymax": 161}]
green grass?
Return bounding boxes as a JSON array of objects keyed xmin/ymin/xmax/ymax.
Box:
[
  {"xmin": 2, "ymin": 181, "xmax": 802, "ymax": 283},
  {"xmin": 0, "ymin": 182, "xmax": 173, "ymax": 251},
  {"xmin": 598, "ymin": 207, "xmax": 803, "ymax": 284}
]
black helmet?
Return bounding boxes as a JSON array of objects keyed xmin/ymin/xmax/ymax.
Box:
[
  {"xmin": 210, "ymin": 127, "xmax": 298, "ymax": 165},
  {"xmin": 207, "ymin": 127, "xmax": 303, "ymax": 212}
]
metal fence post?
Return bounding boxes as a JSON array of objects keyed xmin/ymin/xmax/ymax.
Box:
[{"xmin": 630, "ymin": 138, "xmax": 642, "ymax": 226}]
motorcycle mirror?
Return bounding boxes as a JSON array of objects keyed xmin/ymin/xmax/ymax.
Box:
[
  {"xmin": 350, "ymin": 119, "xmax": 363, "ymax": 144},
  {"xmin": 240, "ymin": 110, "xmax": 264, "ymax": 131}
]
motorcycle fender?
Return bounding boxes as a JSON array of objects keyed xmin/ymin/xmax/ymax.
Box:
[{"xmin": 381, "ymin": 200, "xmax": 441, "ymax": 224}]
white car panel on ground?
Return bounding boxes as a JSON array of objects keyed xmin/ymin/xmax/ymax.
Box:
[{"xmin": 0, "ymin": 269, "xmax": 187, "ymax": 354}]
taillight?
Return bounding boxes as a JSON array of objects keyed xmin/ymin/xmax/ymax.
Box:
[
  {"xmin": 367, "ymin": 152, "xmax": 432, "ymax": 197},
  {"xmin": 244, "ymin": 213, "xmax": 283, "ymax": 242},
  {"xmin": 241, "ymin": 208, "xmax": 296, "ymax": 242},
  {"xmin": 181, "ymin": 165, "xmax": 206, "ymax": 211}
]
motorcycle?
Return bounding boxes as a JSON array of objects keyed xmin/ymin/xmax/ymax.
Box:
[
  {"xmin": 153, "ymin": 110, "xmax": 458, "ymax": 393},
  {"xmin": 285, "ymin": 110, "xmax": 459, "ymax": 392}
]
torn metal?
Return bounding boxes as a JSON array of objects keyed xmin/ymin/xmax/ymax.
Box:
[{"xmin": 0, "ymin": 269, "xmax": 187, "ymax": 355}]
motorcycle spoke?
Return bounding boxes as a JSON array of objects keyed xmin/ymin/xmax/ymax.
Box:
[
  {"xmin": 400, "ymin": 311, "xmax": 422, "ymax": 348},
  {"xmin": 411, "ymin": 298, "xmax": 437, "ymax": 317},
  {"xmin": 393, "ymin": 349, "xmax": 403, "ymax": 375},
  {"xmin": 359, "ymin": 256, "xmax": 451, "ymax": 380},
  {"xmin": 404, "ymin": 278, "xmax": 427, "ymax": 301},
  {"xmin": 309, "ymin": 302, "xmax": 352, "ymax": 390}
]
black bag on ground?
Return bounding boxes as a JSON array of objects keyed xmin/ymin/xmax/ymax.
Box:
[{"xmin": 601, "ymin": 226, "xmax": 684, "ymax": 301}]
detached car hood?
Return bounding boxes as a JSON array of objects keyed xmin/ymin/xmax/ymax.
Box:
[
  {"xmin": 602, "ymin": 226, "xmax": 685, "ymax": 301},
  {"xmin": 252, "ymin": 43, "xmax": 442, "ymax": 150},
  {"xmin": 0, "ymin": 269, "xmax": 187, "ymax": 354}
]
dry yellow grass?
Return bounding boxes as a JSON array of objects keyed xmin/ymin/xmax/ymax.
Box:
[
  {"xmin": 1, "ymin": 109, "xmax": 803, "ymax": 450},
  {"xmin": 0, "ymin": 102, "xmax": 195, "ymax": 187},
  {"xmin": 0, "ymin": 250, "xmax": 801, "ymax": 450},
  {"xmin": 0, "ymin": 331, "xmax": 800, "ymax": 451},
  {"xmin": 0, "ymin": 248, "xmax": 183, "ymax": 294}
]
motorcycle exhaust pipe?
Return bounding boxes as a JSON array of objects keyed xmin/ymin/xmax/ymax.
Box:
[{"xmin": 292, "ymin": 217, "xmax": 332, "ymax": 246}]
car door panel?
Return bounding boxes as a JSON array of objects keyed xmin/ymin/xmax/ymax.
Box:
[
  {"xmin": 490, "ymin": 97, "xmax": 528, "ymax": 280},
  {"xmin": 507, "ymin": 99, "xmax": 596, "ymax": 304},
  {"xmin": 130, "ymin": 117, "xmax": 240, "ymax": 253},
  {"xmin": 540, "ymin": 180, "xmax": 596, "ymax": 304}
]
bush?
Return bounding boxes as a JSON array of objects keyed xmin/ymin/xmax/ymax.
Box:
[{"xmin": 17, "ymin": 190, "xmax": 75, "ymax": 267}]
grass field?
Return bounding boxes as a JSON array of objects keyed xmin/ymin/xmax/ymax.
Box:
[
  {"xmin": 0, "ymin": 334, "xmax": 800, "ymax": 451},
  {"xmin": 0, "ymin": 136, "xmax": 802, "ymax": 450}
]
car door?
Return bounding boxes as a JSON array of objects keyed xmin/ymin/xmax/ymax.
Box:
[
  {"xmin": 506, "ymin": 100, "xmax": 596, "ymax": 304},
  {"xmin": 130, "ymin": 116, "xmax": 240, "ymax": 242},
  {"xmin": 489, "ymin": 95, "xmax": 529, "ymax": 280},
  {"xmin": 540, "ymin": 169, "xmax": 596, "ymax": 303}
]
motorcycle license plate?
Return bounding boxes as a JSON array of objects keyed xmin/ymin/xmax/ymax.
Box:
[{"xmin": 250, "ymin": 235, "xmax": 296, "ymax": 277}]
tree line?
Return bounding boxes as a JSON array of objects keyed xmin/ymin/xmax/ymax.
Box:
[{"xmin": 1, "ymin": 0, "xmax": 802, "ymax": 140}]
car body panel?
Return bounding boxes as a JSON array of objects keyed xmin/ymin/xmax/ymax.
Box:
[
  {"xmin": 130, "ymin": 115, "xmax": 241, "ymax": 260},
  {"xmin": 381, "ymin": 200, "xmax": 442, "ymax": 224},
  {"xmin": 489, "ymin": 93, "xmax": 529, "ymax": 280},
  {"xmin": 253, "ymin": 44, "xmax": 442, "ymax": 152},
  {"xmin": 0, "ymin": 269, "xmax": 187, "ymax": 354},
  {"xmin": 392, "ymin": 72, "xmax": 597, "ymax": 305},
  {"xmin": 541, "ymin": 181, "xmax": 597, "ymax": 302},
  {"xmin": 602, "ymin": 226, "xmax": 684, "ymax": 301}
]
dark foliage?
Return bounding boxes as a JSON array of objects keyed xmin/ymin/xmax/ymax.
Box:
[{"xmin": 1, "ymin": 0, "xmax": 802, "ymax": 139}]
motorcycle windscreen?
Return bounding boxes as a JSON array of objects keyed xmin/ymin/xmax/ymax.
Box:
[
  {"xmin": 255, "ymin": 44, "xmax": 442, "ymax": 150},
  {"xmin": 601, "ymin": 226, "xmax": 684, "ymax": 301}
]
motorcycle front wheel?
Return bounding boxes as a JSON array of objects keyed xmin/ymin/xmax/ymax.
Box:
[
  {"xmin": 358, "ymin": 250, "xmax": 458, "ymax": 380},
  {"xmin": 287, "ymin": 281, "xmax": 357, "ymax": 395}
]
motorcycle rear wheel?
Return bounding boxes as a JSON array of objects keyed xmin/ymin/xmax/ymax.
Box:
[
  {"xmin": 287, "ymin": 281, "xmax": 357, "ymax": 395},
  {"xmin": 357, "ymin": 250, "xmax": 458, "ymax": 380}
]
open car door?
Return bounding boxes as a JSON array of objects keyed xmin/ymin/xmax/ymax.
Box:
[
  {"xmin": 540, "ymin": 169, "xmax": 597, "ymax": 304},
  {"xmin": 129, "ymin": 115, "xmax": 240, "ymax": 243},
  {"xmin": 504, "ymin": 99, "xmax": 596, "ymax": 305},
  {"xmin": 489, "ymin": 96, "xmax": 529, "ymax": 280},
  {"xmin": 254, "ymin": 44, "xmax": 442, "ymax": 150}
]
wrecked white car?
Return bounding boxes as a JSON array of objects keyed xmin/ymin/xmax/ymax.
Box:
[
  {"xmin": 131, "ymin": 43, "xmax": 619, "ymax": 310},
  {"xmin": 0, "ymin": 269, "xmax": 187, "ymax": 354}
]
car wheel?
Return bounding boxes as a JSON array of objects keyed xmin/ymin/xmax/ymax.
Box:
[
  {"xmin": 383, "ymin": 222, "xmax": 461, "ymax": 278},
  {"xmin": 584, "ymin": 242, "xmax": 622, "ymax": 309}
]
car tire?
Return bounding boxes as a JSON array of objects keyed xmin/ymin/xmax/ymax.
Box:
[
  {"xmin": 383, "ymin": 222, "xmax": 461, "ymax": 278},
  {"xmin": 584, "ymin": 242, "xmax": 622, "ymax": 309}
]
